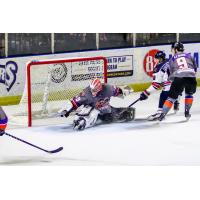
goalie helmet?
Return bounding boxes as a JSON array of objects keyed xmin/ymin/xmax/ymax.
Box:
[{"xmin": 89, "ymin": 78, "xmax": 103, "ymax": 97}]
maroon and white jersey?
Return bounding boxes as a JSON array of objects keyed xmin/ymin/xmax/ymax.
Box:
[
  {"xmin": 169, "ymin": 52, "xmax": 197, "ymax": 80},
  {"xmin": 70, "ymin": 84, "xmax": 123, "ymax": 114}
]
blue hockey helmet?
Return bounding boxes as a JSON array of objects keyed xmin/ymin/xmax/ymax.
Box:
[{"xmin": 154, "ymin": 51, "xmax": 166, "ymax": 60}]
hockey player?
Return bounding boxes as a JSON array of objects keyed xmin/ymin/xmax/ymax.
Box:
[
  {"xmin": 59, "ymin": 78, "xmax": 135, "ymax": 130},
  {"xmin": 0, "ymin": 106, "xmax": 8, "ymax": 136},
  {"xmin": 139, "ymin": 51, "xmax": 179, "ymax": 120},
  {"xmin": 158, "ymin": 42, "xmax": 197, "ymax": 121}
]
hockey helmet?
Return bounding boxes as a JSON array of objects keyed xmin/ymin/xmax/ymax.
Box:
[
  {"xmin": 154, "ymin": 51, "xmax": 166, "ymax": 60},
  {"xmin": 171, "ymin": 42, "xmax": 184, "ymax": 52},
  {"xmin": 90, "ymin": 78, "xmax": 103, "ymax": 96}
]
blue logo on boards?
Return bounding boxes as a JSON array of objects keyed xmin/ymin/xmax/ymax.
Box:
[{"xmin": 0, "ymin": 61, "xmax": 18, "ymax": 92}]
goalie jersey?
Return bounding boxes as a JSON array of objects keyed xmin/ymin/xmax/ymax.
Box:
[
  {"xmin": 146, "ymin": 59, "xmax": 171, "ymax": 94},
  {"xmin": 70, "ymin": 84, "xmax": 123, "ymax": 114}
]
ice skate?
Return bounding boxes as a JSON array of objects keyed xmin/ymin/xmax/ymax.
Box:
[
  {"xmin": 147, "ymin": 112, "xmax": 162, "ymax": 121},
  {"xmin": 173, "ymin": 101, "xmax": 180, "ymax": 114},
  {"xmin": 185, "ymin": 109, "xmax": 191, "ymax": 121},
  {"xmin": 157, "ymin": 113, "xmax": 166, "ymax": 121}
]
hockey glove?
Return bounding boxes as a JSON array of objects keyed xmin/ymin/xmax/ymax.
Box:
[
  {"xmin": 0, "ymin": 129, "xmax": 5, "ymax": 136},
  {"xmin": 140, "ymin": 90, "xmax": 150, "ymax": 101},
  {"xmin": 60, "ymin": 110, "xmax": 71, "ymax": 118},
  {"xmin": 0, "ymin": 117, "xmax": 7, "ymax": 136},
  {"xmin": 58, "ymin": 100, "xmax": 74, "ymax": 118}
]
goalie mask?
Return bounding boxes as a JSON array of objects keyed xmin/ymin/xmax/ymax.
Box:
[{"xmin": 89, "ymin": 78, "xmax": 103, "ymax": 97}]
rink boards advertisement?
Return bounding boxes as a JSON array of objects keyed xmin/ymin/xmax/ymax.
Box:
[
  {"xmin": 0, "ymin": 42, "xmax": 200, "ymax": 102},
  {"xmin": 0, "ymin": 49, "xmax": 134, "ymax": 99}
]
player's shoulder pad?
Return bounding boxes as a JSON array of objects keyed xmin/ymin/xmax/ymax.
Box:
[
  {"xmin": 171, "ymin": 53, "xmax": 189, "ymax": 61},
  {"xmin": 162, "ymin": 60, "xmax": 170, "ymax": 69},
  {"xmin": 153, "ymin": 62, "xmax": 164, "ymax": 73},
  {"xmin": 154, "ymin": 60, "xmax": 169, "ymax": 73},
  {"xmin": 185, "ymin": 52, "xmax": 193, "ymax": 59}
]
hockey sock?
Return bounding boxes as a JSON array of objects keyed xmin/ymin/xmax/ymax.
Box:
[
  {"xmin": 162, "ymin": 97, "xmax": 176, "ymax": 115},
  {"xmin": 158, "ymin": 91, "xmax": 169, "ymax": 109},
  {"xmin": 185, "ymin": 95, "xmax": 193, "ymax": 113}
]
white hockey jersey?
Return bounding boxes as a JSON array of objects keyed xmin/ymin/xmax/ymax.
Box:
[{"xmin": 146, "ymin": 59, "xmax": 171, "ymax": 94}]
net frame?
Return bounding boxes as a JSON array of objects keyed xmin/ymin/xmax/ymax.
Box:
[{"xmin": 26, "ymin": 56, "xmax": 107, "ymax": 127}]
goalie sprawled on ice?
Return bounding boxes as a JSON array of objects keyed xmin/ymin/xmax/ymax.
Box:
[{"xmin": 58, "ymin": 78, "xmax": 135, "ymax": 130}]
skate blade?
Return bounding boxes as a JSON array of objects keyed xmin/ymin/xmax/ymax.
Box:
[
  {"xmin": 147, "ymin": 115, "xmax": 161, "ymax": 121},
  {"xmin": 185, "ymin": 116, "xmax": 191, "ymax": 121},
  {"xmin": 173, "ymin": 109, "xmax": 179, "ymax": 114},
  {"xmin": 147, "ymin": 117, "xmax": 160, "ymax": 121}
]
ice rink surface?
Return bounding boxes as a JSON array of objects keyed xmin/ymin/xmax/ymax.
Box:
[{"xmin": 1, "ymin": 89, "xmax": 200, "ymax": 166}]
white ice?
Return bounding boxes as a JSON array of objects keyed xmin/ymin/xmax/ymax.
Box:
[{"xmin": 1, "ymin": 89, "xmax": 200, "ymax": 165}]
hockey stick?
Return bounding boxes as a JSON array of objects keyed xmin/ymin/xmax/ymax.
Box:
[
  {"xmin": 128, "ymin": 98, "xmax": 140, "ymax": 107},
  {"xmin": 5, "ymin": 132, "xmax": 63, "ymax": 154}
]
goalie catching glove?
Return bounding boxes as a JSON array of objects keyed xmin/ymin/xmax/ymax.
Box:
[
  {"xmin": 122, "ymin": 85, "xmax": 133, "ymax": 96},
  {"xmin": 117, "ymin": 85, "xmax": 133, "ymax": 99}
]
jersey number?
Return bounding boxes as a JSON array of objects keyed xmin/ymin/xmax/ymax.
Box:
[{"xmin": 176, "ymin": 57, "xmax": 188, "ymax": 70}]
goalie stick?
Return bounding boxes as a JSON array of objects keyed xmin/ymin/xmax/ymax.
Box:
[
  {"xmin": 5, "ymin": 132, "xmax": 63, "ymax": 154},
  {"xmin": 128, "ymin": 98, "xmax": 140, "ymax": 107}
]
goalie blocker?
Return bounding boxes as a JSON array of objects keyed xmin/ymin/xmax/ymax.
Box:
[{"xmin": 58, "ymin": 78, "xmax": 135, "ymax": 130}]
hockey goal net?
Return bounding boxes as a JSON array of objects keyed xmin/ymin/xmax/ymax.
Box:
[{"xmin": 12, "ymin": 57, "xmax": 107, "ymax": 127}]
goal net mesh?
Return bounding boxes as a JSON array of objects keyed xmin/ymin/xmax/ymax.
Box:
[{"xmin": 11, "ymin": 57, "xmax": 107, "ymax": 127}]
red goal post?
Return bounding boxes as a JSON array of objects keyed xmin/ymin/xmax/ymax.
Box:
[{"xmin": 26, "ymin": 56, "xmax": 107, "ymax": 127}]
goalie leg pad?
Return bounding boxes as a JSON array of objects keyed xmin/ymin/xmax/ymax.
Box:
[
  {"xmin": 73, "ymin": 117, "xmax": 86, "ymax": 130},
  {"xmin": 98, "ymin": 113, "xmax": 113, "ymax": 123},
  {"xmin": 119, "ymin": 107, "xmax": 135, "ymax": 121},
  {"xmin": 73, "ymin": 106, "xmax": 100, "ymax": 130},
  {"xmin": 100, "ymin": 107, "xmax": 135, "ymax": 123}
]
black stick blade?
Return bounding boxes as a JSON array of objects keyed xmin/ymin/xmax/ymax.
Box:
[{"xmin": 49, "ymin": 147, "xmax": 63, "ymax": 154}]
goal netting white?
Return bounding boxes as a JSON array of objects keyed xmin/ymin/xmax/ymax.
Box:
[{"xmin": 11, "ymin": 57, "xmax": 107, "ymax": 127}]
